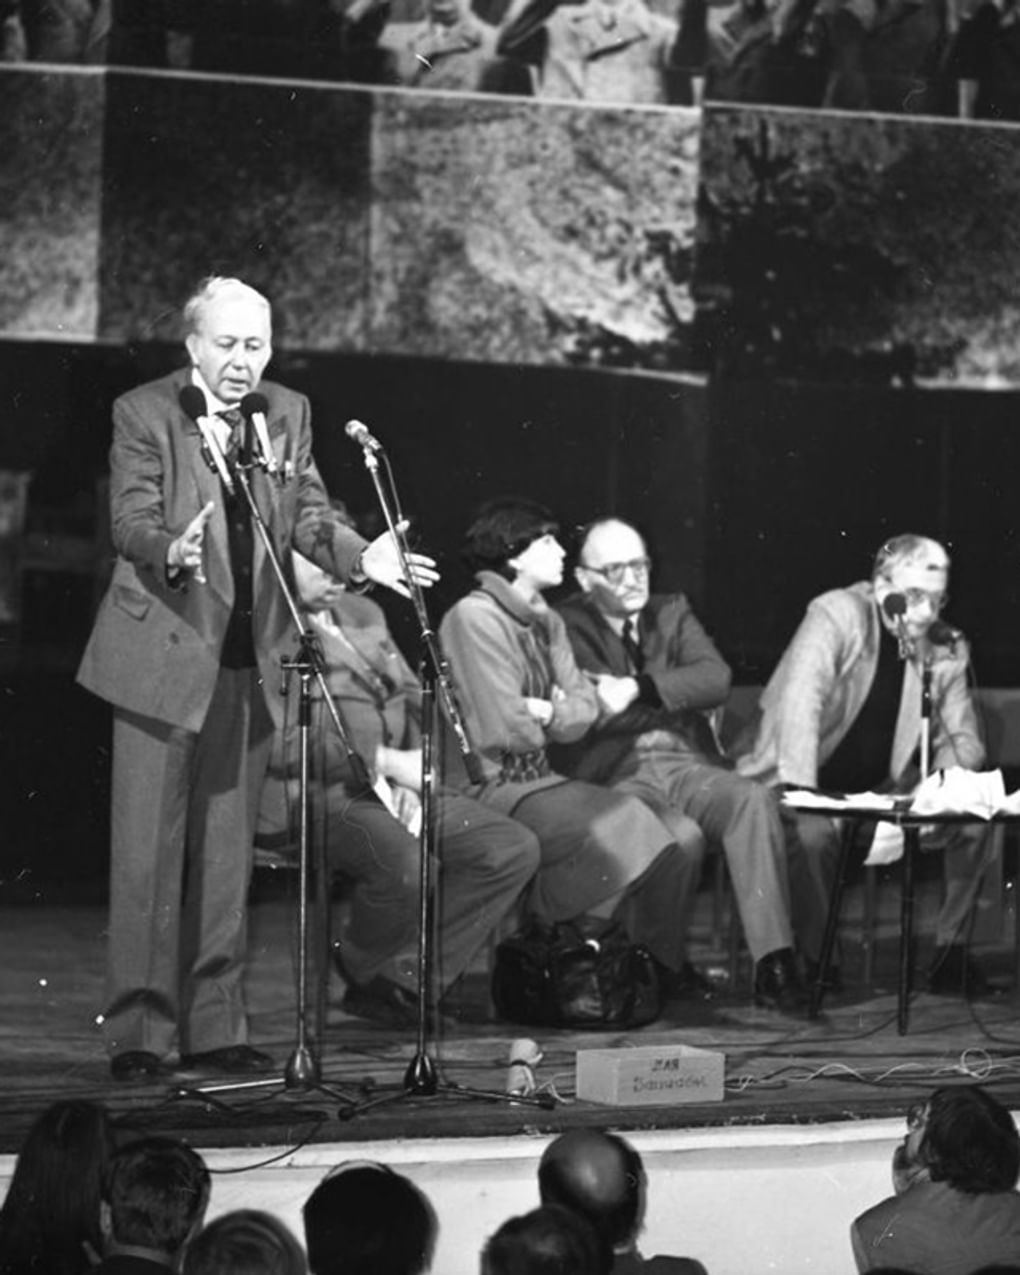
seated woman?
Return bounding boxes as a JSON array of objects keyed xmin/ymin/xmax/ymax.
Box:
[{"xmin": 438, "ymin": 497, "xmax": 705, "ymax": 993}]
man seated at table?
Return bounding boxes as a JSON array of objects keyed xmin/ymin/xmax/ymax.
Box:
[
  {"xmin": 736, "ymin": 533, "xmax": 994, "ymax": 995},
  {"xmin": 256, "ymin": 544, "xmax": 540, "ymax": 1027}
]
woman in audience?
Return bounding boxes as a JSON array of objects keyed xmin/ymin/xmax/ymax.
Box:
[
  {"xmin": 183, "ymin": 1210, "xmax": 307, "ymax": 1275},
  {"xmin": 0, "ymin": 1098, "xmax": 115, "ymax": 1275}
]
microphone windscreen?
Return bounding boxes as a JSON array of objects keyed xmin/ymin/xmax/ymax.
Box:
[
  {"xmin": 240, "ymin": 391, "xmax": 269, "ymax": 418},
  {"xmin": 179, "ymin": 385, "xmax": 207, "ymax": 422},
  {"xmin": 927, "ymin": 619, "xmax": 960, "ymax": 646},
  {"xmin": 882, "ymin": 592, "xmax": 907, "ymax": 620}
]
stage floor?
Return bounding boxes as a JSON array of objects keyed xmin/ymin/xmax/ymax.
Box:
[{"xmin": 2, "ymin": 874, "xmax": 1019, "ymax": 1157}]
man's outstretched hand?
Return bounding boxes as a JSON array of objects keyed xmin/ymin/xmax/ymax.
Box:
[{"xmin": 360, "ymin": 521, "xmax": 439, "ymax": 598}]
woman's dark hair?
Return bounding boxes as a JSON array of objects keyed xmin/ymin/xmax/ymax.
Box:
[
  {"xmin": 0, "ymin": 1100, "xmax": 115, "ymax": 1275},
  {"xmin": 921, "ymin": 1085, "xmax": 1020, "ymax": 1194},
  {"xmin": 462, "ymin": 498, "xmax": 559, "ymax": 580}
]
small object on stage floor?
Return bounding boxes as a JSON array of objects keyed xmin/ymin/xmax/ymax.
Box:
[{"xmin": 576, "ymin": 1044, "xmax": 724, "ymax": 1107}]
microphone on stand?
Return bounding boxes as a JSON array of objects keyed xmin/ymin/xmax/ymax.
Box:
[
  {"xmin": 927, "ymin": 618, "xmax": 965, "ymax": 649},
  {"xmin": 881, "ymin": 591, "xmax": 912, "ymax": 659},
  {"xmin": 179, "ymin": 386, "xmax": 234, "ymax": 493},
  {"xmin": 240, "ymin": 391, "xmax": 278, "ymax": 474},
  {"xmin": 345, "ymin": 419, "xmax": 384, "ymax": 453}
]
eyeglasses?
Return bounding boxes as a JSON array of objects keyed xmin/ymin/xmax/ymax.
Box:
[
  {"xmin": 903, "ymin": 588, "xmax": 947, "ymax": 612},
  {"xmin": 581, "ymin": 557, "xmax": 651, "ymax": 586}
]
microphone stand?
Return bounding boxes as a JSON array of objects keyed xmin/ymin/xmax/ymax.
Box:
[
  {"xmin": 173, "ymin": 438, "xmax": 368, "ymax": 1109},
  {"xmin": 338, "ymin": 437, "xmax": 553, "ymax": 1120}
]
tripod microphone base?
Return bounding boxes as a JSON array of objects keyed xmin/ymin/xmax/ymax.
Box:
[
  {"xmin": 404, "ymin": 1051, "xmax": 439, "ymax": 1095},
  {"xmin": 285, "ymin": 1045, "xmax": 322, "ymax": 1090}
]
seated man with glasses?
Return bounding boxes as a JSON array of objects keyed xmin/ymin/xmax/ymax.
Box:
[
  {"xmin": 851, "ymin": 1085, "xmax": 1020, "ymax": 1273},
  {"xmin": 553, "ymin": 516, "xmax": 810, "ymax": 1014},
  {"xmin": 737, "ymin": 532, "xmax": 994, "ymax": 996}
]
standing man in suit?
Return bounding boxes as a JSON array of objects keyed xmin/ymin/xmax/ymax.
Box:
[
  {"xmin": 737, "ymin": 533, "xmax": 993, "ymax": 995},
  {"xmin": 555, "ymin": 516, "xmax": 809, "ymax": 1012},
  {"xmin": 78, "ymin": 276, "xmax": 436, "ymax": 1082}
]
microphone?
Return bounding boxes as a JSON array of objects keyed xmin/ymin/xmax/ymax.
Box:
[
  {"xmin": 345, "ymin": 419, "xmax": 384, "ymax": 453},
  {"xmin": 928, "ymin": 618, "xmax": 964, "ymax": 648},
  {"xmin": 240, "ymin": 391, "xmax": 278, "ymax": 474},
  {"xmin": 881, "ymin": 591, "xmax": 911, "ymax": 659},
  {"xmin": 179, "ymin": 384, "xmax": 207, "ymax": 424},
  {"xmin": 179, "ymin": 386, "xmax": 234, "ymax": 493}
]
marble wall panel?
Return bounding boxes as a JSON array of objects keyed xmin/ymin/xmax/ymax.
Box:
[
  {"xmin": 0, "ymin": 67, "xmax": 104, "ymax": 339},
  {"xmin": 98, "ymin": 72, "xmax": 374, "ymax": 350},
  {"xmin": 369, "ymin": 93, "xmax": 701, "ymax": 371},
  {"xmin": 699, "ymin": 105, "xmax": 1020, "ymax": 386}
]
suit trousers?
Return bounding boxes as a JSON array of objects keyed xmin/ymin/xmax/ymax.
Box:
[
  {"xmin": 611, "ymin": 751, "xmax": 795, "ymax": 962},
  {"xmin": 323, "ymin": 787, "xmax": 541, "ymax": 993},
  {"xmin": 104, "ymin": 668, "xmax": 274, "ymax": 1058},
  {"xmin": 510, "ymin": 779, "xmax": 703, "ymax": 973}
]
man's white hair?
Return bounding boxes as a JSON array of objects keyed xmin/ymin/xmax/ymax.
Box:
[
  {"xmin": 872, "ymin": 533, "xmax": 949, "ymax": 582},
  {"xmin": 183, "ymin": 276, "xmax": 271, "ymax": 335}
]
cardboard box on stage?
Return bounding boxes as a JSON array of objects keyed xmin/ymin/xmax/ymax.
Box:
[{"xmin": 575, "ymin": 1044, "xmax": 725, "ymax": 1106}]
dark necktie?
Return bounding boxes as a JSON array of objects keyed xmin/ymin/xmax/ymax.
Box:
[
  {"xmin": 218, "ymin": 408, "xmax": 244, "ymax": 462},
  {"xmin": 622, "ymin": 617, "xmax": 644, "ymax": 673}
]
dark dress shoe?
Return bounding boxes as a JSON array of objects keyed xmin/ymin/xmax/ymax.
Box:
[
  {"xmin": 110, "ymin": 1050, "xmax": 162, "ymax": 1082},
  {"xmin": 927, "ymin": 944, "xmax": 989, "ymax": 996},
  {"xmin": 178, "ymin": 1045, "xmax": 274, "ymax": 1074},
  {"xmin": 343, "ymin": 977, "xmax": 418, "ymax": 1028},
  {"xmin": 753, "ymin": 948, "xmax": 809, "ymax": 1014},
  {"xmin": 656, "ymin": 960, "xmax": 716, "ymax": 1001}
]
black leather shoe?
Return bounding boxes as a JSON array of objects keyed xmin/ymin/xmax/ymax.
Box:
[
  {"xmin": 927, "ymin": 944, "xmax": 989, "ymax": 996},
  {"xmin": 656, "ymin": 960, "xmax": 716, "ymax": 1001},
  {"xmin": 110, "ymin": 1050, "xmax": 162, "ymax": 1083},
  {"xmin": 343, "ymin": 977, "xmax": 418, "ymax": 1028},
  {"xmin": 753, "ymin": 948, "xmax": 809, "ymax": 1014},
  {"xmin": 178, "ymin": 1045, "xmax": 274, "ymax": 1075}
]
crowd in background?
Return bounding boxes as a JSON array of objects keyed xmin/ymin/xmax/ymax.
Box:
[
  {"xmin": 3, "ymin": 1088, "xmax": 1020, "ymax": 1273},
  {"xmin": 2, "ymin": 0, "xmax": 1020, "ymax": 121}
]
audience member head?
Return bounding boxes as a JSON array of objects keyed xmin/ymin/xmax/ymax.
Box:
[
  {"xmin": 481, "ymin": 1205, "xmax": 610, "ymax": 1275},
  {"xmin": 537, "ymin": 1129, "xmax": 645, "ymax": 1253},
  {"xmin": 0, "ymin": 1099, "xmax": 115, "ymax": 1275},
  {"xmin": 871, "ymin": 534, "xmax": 949, "ymax": 646},
  {"xmin": 183, "ymin": 1209, "xmax": 306, "ymax": 1275},
  {"xmin": 101, "ymin": 1136, "xmax": 211, "ymax": 1261},
  {"xmin": 183, "ymin": 275, "xmax": 273, "ymax": 405},
  {"xmin": 909, "ymin": 1086, "xmax": 1020, "ymax": 1195},
  {"xmin": 574, "ymin": 518, "xmax": 651, "ymax": 619},
  {"xmin": 303, "ymin": 1161, "xmax": 436, "ymax": 1275},
  {"xmin": 462, "ymin": 498, "xmax": 563, "ymax": 593}
]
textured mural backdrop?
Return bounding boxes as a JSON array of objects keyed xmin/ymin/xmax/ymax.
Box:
[
  {"xmin": 697, "ymin": 105, "xmax": 1020, "ymax": 387},
  {"xmin": 0, "ymin": 67, "xmax": 104, "ymax": 339},
  {"xmin": 369, "ymin": 94, "xmax": 701, "ymax": 370}
]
